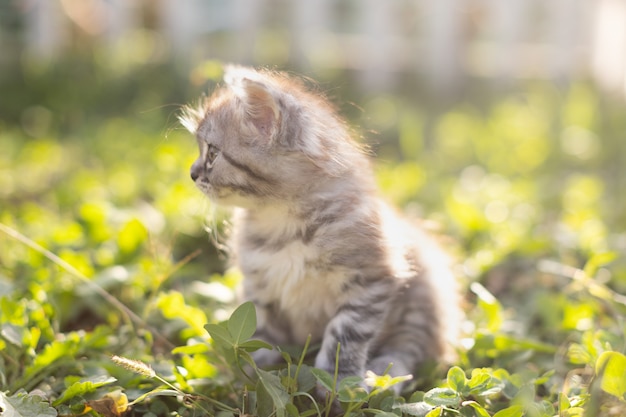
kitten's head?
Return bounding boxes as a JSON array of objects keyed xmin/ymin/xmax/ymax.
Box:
[{"xmin": 181, "ymin": 66, "xmax": 368, "ymax": 208}]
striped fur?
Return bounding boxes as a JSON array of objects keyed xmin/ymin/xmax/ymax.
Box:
[{"xmin": 182, "ymin": 66, "xmax": 462, "ymax": 391}]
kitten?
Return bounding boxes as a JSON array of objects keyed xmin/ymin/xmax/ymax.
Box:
[{"xmin": 181, "ymin": 65, "xmax": 461, "ymax": 391}]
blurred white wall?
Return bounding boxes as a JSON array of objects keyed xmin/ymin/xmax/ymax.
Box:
[{"xmin": 16, "ymin": 0, "xmax": 626, "ymax": 96}]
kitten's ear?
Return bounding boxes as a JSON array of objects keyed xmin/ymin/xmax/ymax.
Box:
[
  {"xmin": 225, "ymin": 67, "xmax": 279, "ymax": 138},
  {"xmin": 240, "ymin": 78, "xmax": 280, "ymax": 137}
]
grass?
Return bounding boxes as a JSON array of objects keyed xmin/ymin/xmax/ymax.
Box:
[{"xmin": 1, "ymin": 57, "xmax": 625, "ymax": 417}]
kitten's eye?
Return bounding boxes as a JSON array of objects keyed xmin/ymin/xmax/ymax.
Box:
[{"xmin": 207, "ymin": 145, "xmax": 219, "ymax": 165}]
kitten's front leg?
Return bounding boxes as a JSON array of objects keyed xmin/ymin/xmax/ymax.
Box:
[
  {"xmin": 314, "ymin": 296, "xmax": 388, "ymax": 386},
  {"xmin": 250, "ymin": 301, "xmax": 290, "ymax": 368}
]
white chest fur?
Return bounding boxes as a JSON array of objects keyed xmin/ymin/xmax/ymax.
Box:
[{"xmin": 239, "ymin": 236, "xmax": 348, "ymax": 343}]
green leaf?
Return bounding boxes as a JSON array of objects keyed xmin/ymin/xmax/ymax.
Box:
[
  {"xmin": 310, "ymin": 368, "xmax": 334, "ymax": 392},
  {"xmin": 373, "ymin": 412, "xmax": 400, "ymax": 417},
  {"xmin": 567, "ymin": 343, "xmax": 594, "ymax": 365},
  {"xmin": 237, "ymin": 350, "xmax": 256, "ymax": 368},
  {"xmin": 462, "ymin": 401, "xmax": 490, "ymax": 417},
  {"xmin": 294, "ymin": 364, "xmax": 318, "ymax": 393},
  {"xmin": 446, "ymin": 366, "xmax": 467, "ymax": 393},
  {"xmin": 53, "ymin": 375, "xmax": 117, "ymax": 406},
  {"xmin": 116, "ymin": 218, "xmax": 147, "ymax": 255},
  {"xmin": 492, "ymin": 405, "xmax": 524, "ymax": 417},
  {"xmin": 132, "ymin": 388, "xmax": 183, "ymax": 405},
  {"xmin": 534, "ymin": 369, "xmax": 554, "ymax": 386},
  {"xmin": 171, "ymin": 343, "xmax": 210, "ymax": 355},
  {"xmin": 425, "ymin": 407, "xmax": 442, "ymax": 417},
  {"xmin": 467, "ymin": 368, "xmax": 504, "ymax": 397},
  {"xmin": 256, "ymin": 369, "xmax": 290, "ymax": 417},
  {"xmin": 285, "ymin": 403, "xmax": 299, "ymax": 417},
  {"xmin": 470, "ymin": 282, "xmax": 503, "ymax": 332},
  {"xmin": 0, "ymin": 391, "xmax": 57, "ymax": 417},
  {"xmin": 583, "ymin": 251, "xmax": 617, "ymax": 277},
  {"xmin": 19, "ymin": 336, "xmax": 80, "ymax": 387},
  {"xmin": 1, "ymin": 324, "xmax": 23, "ymax": 346},
  {"xmin": 337, "ymin": 386, "xmax": 368, "ymax": 403},
  {"xmin": 423, "ymin": 387, "xmax": 461, "ymax": 407},
  {"xmin": 228, "ymin": 301, "xmax": 257, "ymax": 344},
  {"xmin": 492, "ymin": 334, "xmax": 556, "ymax": 354},
  {"xmin": 338, "ymin": 375, "xmax": 364, "ymax": 390},
  {"xmin": 337, "ymin": 377, "xmax": 368, "ymax": 403},
  {"xmin": 157, "ymin": 291, "xmax": 208, "ymax": 337},
  {"xmin": 558, "ymin": 393, "xmax": 571, "ymax": 412},
  {"xmin": 205, "ymin": 323, "xmax": 234, "ymax": 349},
  {"xmin": 239, "ymin": 339, "xmax": 274, "ymax": 352},
  {"xmin": 408, "ymin": 391, "xmax": 425, "ymax": 403},
  {"xmin": 595, "ymin": 351, "xmax": 626, "ymax": 399},
  {"xmin": 255, "ymin": 381, "xmax": 275, "ymax": 417},
  {"xmin": 562, "ymin": 407, "xmax": 585, "ymax": 416},
  {"xmin": 393, "ymin": 401, "xmax": 434, "ymax": 417}
]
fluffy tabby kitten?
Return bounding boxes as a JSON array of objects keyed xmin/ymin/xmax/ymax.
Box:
[{"xmin": 181, "ymin": 66, "xmax": 461, "ymax": 391}]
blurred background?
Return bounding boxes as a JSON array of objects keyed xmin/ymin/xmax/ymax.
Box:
[
  {"xmin": 1, "ymin": 0, "xmax": 625, "ymax": 301},
  {"xmin": 2, "ymin": 3, "xmax": 626, "ymax": 410},
  {"xmin": 4, "ymin": 0, "xmax": 626, "ymax": 121},
  {"xmin": 5, "ymin": 0, "xmax": 626, "ymax": 97}
]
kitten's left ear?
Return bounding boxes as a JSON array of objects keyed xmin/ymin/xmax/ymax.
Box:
[
  {"xmin": 239, "ymin": 78, "xmax": 280, "ymax": 138},
  {"xmin": 224, "ymin": 66, "xmax": 279, "ymax": 138}
]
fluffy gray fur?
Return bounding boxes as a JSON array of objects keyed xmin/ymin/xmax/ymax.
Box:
[{"xmin": 182, "ymin": 66, "xmax": 462, "ymax": 391}]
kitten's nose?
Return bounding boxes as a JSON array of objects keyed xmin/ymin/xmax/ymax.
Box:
[{"xmin": 190, "ymin": 160, "xmax": 202, "ymax": 181}]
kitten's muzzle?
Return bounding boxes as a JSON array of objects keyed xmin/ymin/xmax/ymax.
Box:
[{"xmin": 190, "ymin": 160, "xmax": 203, "ymax": 181}]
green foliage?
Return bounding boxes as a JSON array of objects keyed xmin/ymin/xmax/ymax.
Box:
[
  {"xmin": 52, "ymin": 376, "xmax": 117, "ymax": 407},
  {"xmin": 1, "ymin": 52, "xmax": 626, "ymax": 417},
  {"xmin": 595, "ymin": 351, "xmax": 626, "ymax": 400},
  {"xmin": 0, "ymin": 391, "xmax": 57, "ymax": 417}
]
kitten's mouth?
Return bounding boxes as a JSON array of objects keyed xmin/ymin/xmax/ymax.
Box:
[
  {"xmin": 195, "ymin": 180, "xmax": 230, "ymax": 202},
  {"xmin": 195, "ymin": 179, "xmax": 215, "ymax": 197}
]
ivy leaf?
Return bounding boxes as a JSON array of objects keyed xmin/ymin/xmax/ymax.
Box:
[
  {"xmin": 0, "ymin": 391, "xmax": 57, "ymax": 417},
  {"xmin": 53, "ymin": 375, "xmax": 117, "ymax": 406},
  {"xmin": 228, "ymin": 301, "xmax": 257, "ymax": 344}
]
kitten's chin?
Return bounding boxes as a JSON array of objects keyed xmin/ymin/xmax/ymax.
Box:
[
  {"xmin": 211, "ymin": 194, "xmax": 257, "ymax": 209},
  {"xmin": 195, "ymin": 182, "xmax": 258, "ymax": 209},
  {"xmin": 200, "ymin": 188, "xmax": 256, "ymax": 209}
]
